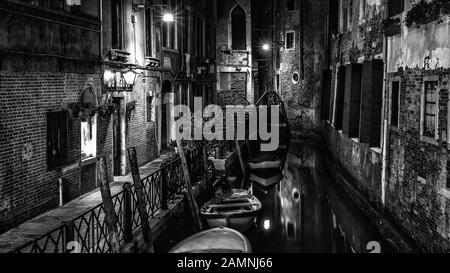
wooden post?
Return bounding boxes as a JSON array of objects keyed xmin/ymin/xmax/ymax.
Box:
[
  {"xmin": 160, "ymin": 165, "xmax": 169, "ymax": 210},
  {"xmin": 127, "ymin": 147, "xmax": 154, "ymax": 253},
  {"xmin": 122, "ymin": 182, "xmax": 133, "ymax": 243},
  {"xmin": 63, "ymin": 221, "xmax": 75, "ymax": 253},
  {"xmin": 235, "ymin": 139, "xmax": 247, "ymax": 189},
  {"xmin": 202, "ymin": 145, "xmax": 209, "ymax": 179},
  {"xmin": 97, "ymin": 156, "xmax": 121, "ymax": 253},
  {"xmin": 176, "ymin": 140, "xmax": 203, "ymax": 232}
]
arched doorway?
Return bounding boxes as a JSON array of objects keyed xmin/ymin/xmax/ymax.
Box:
[{"xmin": 161, "ymin": 80, "xmax": 172, "ymax": 150}]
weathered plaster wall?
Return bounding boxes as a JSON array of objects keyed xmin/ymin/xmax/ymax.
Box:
[{"xmin": 388, "ymin": 18, "xmax": 450, "ymax": 73}]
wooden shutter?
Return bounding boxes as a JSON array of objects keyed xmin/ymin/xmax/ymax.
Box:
[
  {"xmin": 334, "ymin": 66, "xmax": 346, "ymax": 130},
  {"xmin": 342, "ymin": 63, "xmax": 362, "ymax": 138},
  {"xmin": 359, "ymin": 60, "xmax": 383, "ymax": 145},
  {"xmin": 47, "ymin": 111, "xmax": 68, "ymax": 170},
  {"xmin": 321, "ymin": 70, "xmax": 332, "ymax": 120}
]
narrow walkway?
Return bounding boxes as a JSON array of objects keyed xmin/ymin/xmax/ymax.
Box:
[{"xmin": 0, "ymin": 157, "xmax": 164, "ymax": 253}]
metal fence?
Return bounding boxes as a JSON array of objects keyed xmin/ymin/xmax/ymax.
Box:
[{"xmin": 11, "ymin": 147, "xmax": 199, "ymax": 253}]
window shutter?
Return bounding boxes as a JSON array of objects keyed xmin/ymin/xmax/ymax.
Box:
[
  {"xmin": 369, "ymin": 60, "xmax": 383, "ymax": 147},
  {"xmin": 47, "ymin": 111, "xmax": 68, "ymax": 170},
  {"xmin": 335, "ymin": 66, "xmax": 346, "ymax": 130},
  {"xmin": 359, "ymin": 61, "xmax": 373, "ymax": 143},
  {"xmin": 321, "ymin": 70, "xmax": 332, "ymax": 120},
  {"xmin": 359, "ymin": 60, "xmax": 383, "ymax": 145},
  {"xmin": 343, "ymin": 63, "xmax": 362, "ymax": 138}
]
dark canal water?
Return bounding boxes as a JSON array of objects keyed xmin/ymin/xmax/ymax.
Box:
[{"xmin": 246, "ymin": 145, "xmax": 391, "ymax": 253}]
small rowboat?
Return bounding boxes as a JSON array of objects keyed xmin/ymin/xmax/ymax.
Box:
[
  {"xmin": 248, "ymin": 152, "xmax": 282, "ymax": 170},
  {"xmin": 169, "ymin": 227, "xmax": 251, "ymax": 253},
  {"xmin": 201, "ymin": 189, "xmax": 262, "ymax": 232},
  {"xmin": 249, "ymin": 169, "xmax": 282, "ymax": 188}
]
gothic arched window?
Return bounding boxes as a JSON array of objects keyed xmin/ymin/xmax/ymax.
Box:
[{"xmin": 231, "ymin": 6, "xmax": 246, "ymax": 50}]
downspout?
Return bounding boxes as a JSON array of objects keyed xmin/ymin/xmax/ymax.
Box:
[
  {"xmin": 59, "ymin": 178, "xmax": 64, "ymax": 207},
  {"xmin": 381, "ymin": 5, "xmax": 389, "ymax": 208}
]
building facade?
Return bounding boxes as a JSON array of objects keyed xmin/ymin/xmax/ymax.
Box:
[
  {"xmin": 216, "ymin": 0, "xmax": 254, "ymax": 104},
  {"xmin": 321, "ymin": 0, "xmax": 450, "ymax": 251},
  {"xmin": 273, "ymin": 0, "xmax": 326, "ymax": 134},
  {"xmin": 0, "ymin": 0, "xmax": 217, "ymax": 234}
]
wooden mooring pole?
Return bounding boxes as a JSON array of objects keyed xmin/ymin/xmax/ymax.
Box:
[
  {"xmin": 127, "ymin": 147, "xmax": 154, "ymax": 253},
  {"xmin": 176, "ymin": 141, "xmax": 203, "ymax": 232},
  {"xmin": 97, "ymin": 156, "xmax": 121, "ymax": 253},
  {"xmin": 235, "ymin": 139, "xmax": 247, "ymax": 189}
]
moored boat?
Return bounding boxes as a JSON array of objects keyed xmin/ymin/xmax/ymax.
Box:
[
  {"xmin": 169, "ymin": 227, "xmax": 251, "ymax": 253},
  {"xmin": 249, "ymin": 169, "xmax": 283, "ymax": 188},
  {"xmin": 248, "ymin": 152, "xmax": 282, "ymax": 170},
  {"xmin": 201, "ymin": 189, "xmax": 262, "ymax": 232}
]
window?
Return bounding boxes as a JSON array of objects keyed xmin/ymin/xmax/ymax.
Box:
[
  {"xmin": 287, "ymin": 0, "xmax": 295, "ymax": 11},
  {"xmin": 183, "ymin": 8, "xmax": 190, "ymax": 53},
  {"xmin": 47, "ymin": 111, "xmax": 68, "ymax": 170},
  {"xmin": 390, "ymin": 81, "xmax": 400, "ymax": 127},
  {"xmin": 334, "ymin": 66, "xmax": 346, "ymax": 130},
  {"xmin": 145, "ymin": 8, "xmax": 152, "ymax": 56},
  {"xmin": 195, "ymin": 16, "xmax": 204, "ymax": 57},
  {"xmin": 422, "ymin": 81, "xmax": 438, "ymax": 139},
  {"xmin": 285, "ymin": 31, "xmax": 295, "ymax": 50},
  {"xmin": 329, "ymin": 0, "xmax": 339, "ymax": 35},
  {"xmin": 231, "ymin": 6, "xmax": 246, "ymax": 50},
  {"xmin": 147, "ymin": 95, "xmax": 153, "ymax": 122},
  {"xmin": 388, "ymin": 0, "xmax": 404, "ymax": 17},
  {"xmin": 111, "ymin": 0, "xmax": 123, "ymax": 49},
  {"xmin": 81, "ymin": 115, "xmax": 97, "ymax": 160}
]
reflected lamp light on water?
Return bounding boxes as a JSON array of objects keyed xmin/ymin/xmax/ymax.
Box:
[{"xmin": 263, "ymin": 219, "xmax": 271, "ymax": 230}]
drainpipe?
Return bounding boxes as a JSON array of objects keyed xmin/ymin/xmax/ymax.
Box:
[
  {"xmin": 381, "ymin": 5, "xmax": 389, "ymax": 208},
  {"xmin": 59, "ymin": 178, "xmax": 64, "ymax": 207}
]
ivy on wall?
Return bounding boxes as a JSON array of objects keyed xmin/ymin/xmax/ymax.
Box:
[
  {"xmin": 406, "ymin": 0, "xmax": 450, "ymax": 28},
  {"xmin": 358, "ymin": 12, "xmax": 383, "ymax": 60}
]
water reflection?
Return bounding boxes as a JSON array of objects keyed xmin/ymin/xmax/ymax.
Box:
[{"xmin": 247, "ymin": 146, "xmax": 389, "ymax": 253}]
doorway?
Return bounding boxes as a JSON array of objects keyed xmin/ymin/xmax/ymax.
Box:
[
  {"xmin": 113, "ymin": 98, "xmax": 122, "ymax": 176},
  {"xmin": 161, "ymin": 80, "xmax": 172, "ymax": 151}
]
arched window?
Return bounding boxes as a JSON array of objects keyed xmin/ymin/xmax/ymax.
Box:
[{"xmin": 231, "ymin": 6, "xmax": 246, "ymax": 50}]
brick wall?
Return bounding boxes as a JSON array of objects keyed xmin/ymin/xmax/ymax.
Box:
[
  {"xmin": 125, "ymin": 75, "xmax": 159, "ymax": 173},
  {"xmin": 0, "ymin": 72, "xmax": 113, "ymax": 233},
  {"xmin": 322, "ymin": 0, "xmax": 385, "ymax": 209},
  {"xmin": 386, "ymin": 70, "xmax": 450, "ymax": 252},
  {"xmin": 276, "ymin": 0, "xmax": 327, "ymax": 134}
]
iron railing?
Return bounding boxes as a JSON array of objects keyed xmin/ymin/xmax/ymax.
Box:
[{"xmin": 11, "ymin": 146, "xmax": 205, "ymax": 253}]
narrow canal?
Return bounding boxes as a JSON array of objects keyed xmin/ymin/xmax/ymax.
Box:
[{"xmin": 246, "ymin": 145, "xmax": 391, "ymax": 253}]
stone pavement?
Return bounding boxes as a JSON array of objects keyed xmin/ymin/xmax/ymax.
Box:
[{"xmin": 0, "ymin": 157, "xmax": 164, "ymax": 253}]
